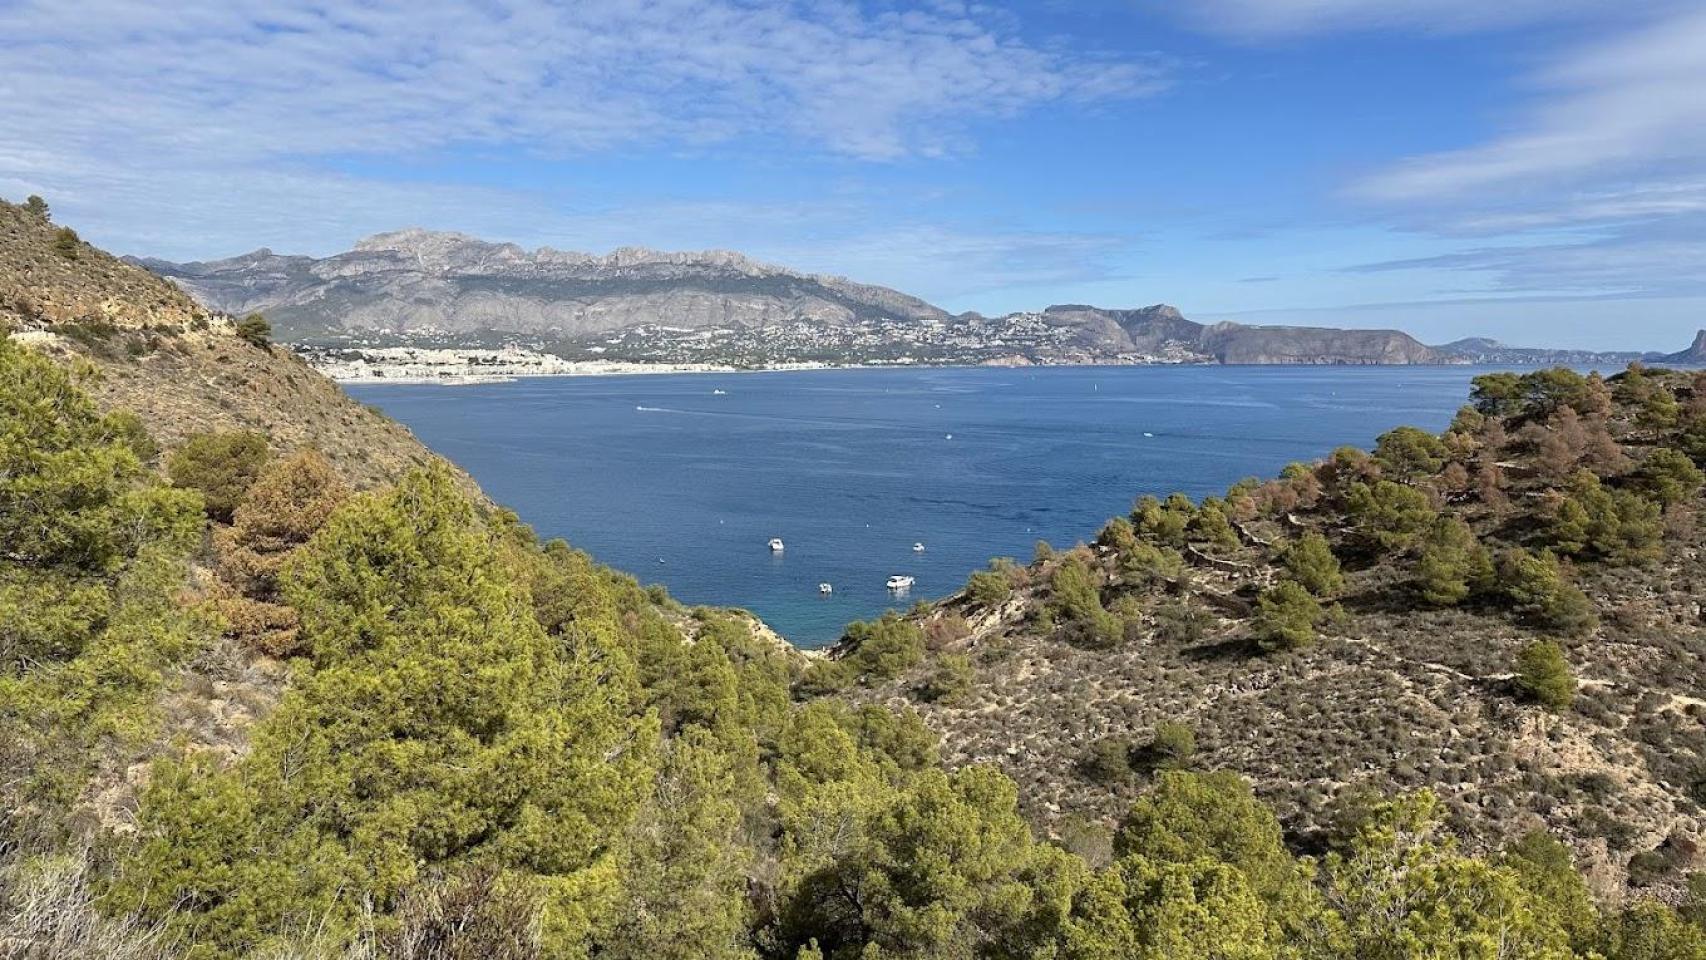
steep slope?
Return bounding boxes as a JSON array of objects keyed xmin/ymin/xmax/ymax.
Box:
[
  {"xmin": 133, "ymin": 229, "xmax": 952, "ymax": 339},
  {"xmin": 823, "ymin": 365, "xmax": 1706, "ymax": 897},
  {"xmin": 1, "ymin": 201, "xmax": 456, "ymax": 490},
  {"xmin": 1038, "ymin": 303, "xmax": 1448, "ymax": 364},
  {"xmin": 1663, "ymin": 330, "xmax": 1706, "ymax": 365},
  {"xmin": 1198, "ymin": 320, "xmax": 1445, "ymax": 364}
]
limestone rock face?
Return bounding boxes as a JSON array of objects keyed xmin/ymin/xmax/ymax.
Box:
[
  {"xmin": 131, "ymin": 230, "xmax": 951, "ymax": 339},
  {"xmin": 138, "ymin": 230, "xmax": 1470, "ymax": 364},
  {"xmin": 1662, "ymin": 329, "xmax": 1706, "ymax": 364}
]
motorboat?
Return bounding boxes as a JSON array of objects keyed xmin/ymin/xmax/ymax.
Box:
[
  {"xmin": 818, "ymin": 582, "xmax": 833, "ymax": 594},
  {"xmin": 769, "ymin": 538, "xmax": 785, "ymax": 552},
  {"xmin": 886, "ymin": 575, "xmax": 915, "ymax": 591},
  {"xmin": 912, "ymin": 542, "xmax": 925, "ymax": 552}
]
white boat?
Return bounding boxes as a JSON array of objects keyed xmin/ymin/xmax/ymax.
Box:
[
  {"xmin": 818, "ymin": 582, "xmax": 833, "ymax": 594},
  {"xmin": 912, "ymin": 542, "xmax": 925, "ymax": 552},
  {"xmin": 769, "ymin": 538, "xmax": 785, "ymax": 552},
  {"xmin": 886, "ymin": 575, "xmax": 915, "ymax": 591},
  {"xmin": 712, "ymin": 388, "xmax": 727, "ymax": 395}
]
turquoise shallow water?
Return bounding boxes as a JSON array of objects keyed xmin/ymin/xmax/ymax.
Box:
[{"xmin": 350, "ymin": 364, "xmax": 1509, "ymax": 648}]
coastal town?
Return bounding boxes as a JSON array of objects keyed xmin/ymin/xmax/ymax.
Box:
[{"xmin": 295, "ymin": 311, "xmax": 1211, "ymax": 381}]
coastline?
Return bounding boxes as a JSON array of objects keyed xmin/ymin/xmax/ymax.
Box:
[
  {"xmin": 317, "ymin": 356, "xmax": 1496, "ymax": 385},
  {"xmin": 320, "ymin": 359, "xmax": 864, "ymax": 385}
]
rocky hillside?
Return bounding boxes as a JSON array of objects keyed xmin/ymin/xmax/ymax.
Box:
[
  {"xmin": 1040, "ymin": 303, "xmax": 1447, "ymax": 364},
  {"xmin": 131, "ymin": 229, "xmax": 952, "ymax": 339},
  {"xmin": 823, "ymin": 363, "xmax": 1706, "ymax": 899},
  {"xmin": 0, "ymin": 200, "xmax": 457, "ymax": 490},
  {"xmin": 141, "ymin": 232, "xmax": 1457, "ymax": 365},
  {"xmin": 1664, "ymin": 331, "xmax": 1706, "ymax": 365}
]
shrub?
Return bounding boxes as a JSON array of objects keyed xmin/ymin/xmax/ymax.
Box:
[
  {"xmin": 796, "ymin": 658, "xmax": 853, "ymax": 696},
  {"xmin": 1149, "ymin": 721, "xmax": 1196, "ymax": 770},
  {"xmin": 1498, "ymin": 550, "xmax": 1598, "ymax": 636},
  {"xmin": 1637, "ymin": 447, "xmax": 1704, "ymax": 507},
  {"xmin": 1132, "ymin": 494, "xmax": 1192, "ymax": 548},
  {"xmin": 167, "ymin": 430, "xmax": 270, "ymax": 522},
  {"xmin": 1628, "ymin": 850, "xmax": 1674, "ymax": 887},
  {"xmin": 383, "ymin": 867, "xmax": 544, "ymax": 960},
  {"xmin": 52, "ymin": 226, "xmax": 80, "ymax": 259},
  {"xmin": 1190, "ymin": 499, "xmax": 1240, "ymax": 550},
  {"xmin": 23, "ymin": 194, "xmax": 50, "ymax": 219},
  {"xmin": 235, "ymin": 313, "xmax": 273, "ymax": 347},
  {"xmin": 1280, "ymin": 532, "xmax": 1342, "ymax": 597},
  {"xmin": 1119, "ymin": 540, "xmax": 1185, "ymax": 589},
  {"xmin": 1049, "ymin": 555, "xmax": 1122, "ymax": 648},
  {"xmin": 917, "ymin": 654, "xmax": 974, "ymax": 705},
  {"xmin": 1346, "ymin": 480, "xmax": 1436, "ymax": 552},
  {"xmin": 1154, "ymin": 599, "xmax": 1210, "ymax": 644},
  {"xmin": 1097, "ymin": 515, "xmax": 1139, "ymax": 553},
  {"xmin": 841, "ymin": 614, "xmax": 926, "ymax": 682},
  {"xmin": 1546, "ymin": 470, "xmax": 1663, "ymax": 564},
  {"xmin": 1373, "ymin": 425, "xmax": 1448, "ymax": 479},
  {"xmin": 1471, "ymin": 372, "xmax": 1525, "ymax": 416},
  {"xmin": 1415, "ymin": 516, "xmax": 1491, "ymax": 606},
  {"xmin": 214, "ymin": 448, "xmax": 348, "ymax": 597},
  {"xmin": 966, "ymin": 563, "xmax": 1014, "ymax": 608},
  {"xmin": 1252, "ymin": 581, "xmax": 1322, "ymax": 652},
  {"xmin": 1082, "ymin": 737, "xmax": 1135, "ymax": 784},
  {"xmin": 1515, "ymin": 640, "xmax": 1575, "ymax": 711}
]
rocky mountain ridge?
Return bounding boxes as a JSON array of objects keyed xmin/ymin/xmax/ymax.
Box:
[
  {"xmin": 1663, "ymin": 330, "xmax": 1706, "ymax": 365},
  {"xmin": 135, "ymin": 232, "xmax": 1448, "ymax": 365},
  {"xmin": 130, "ymin": 230, "xmax": 950, "ymax": 341}
]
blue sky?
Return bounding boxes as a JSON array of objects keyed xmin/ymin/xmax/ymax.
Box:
[{"xmin": 2, "ymin": 0, "xmax": 1702, "ymax": 349}]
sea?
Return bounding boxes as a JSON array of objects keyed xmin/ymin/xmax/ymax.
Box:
[{"xmin": 349, "ymin": 364, "xmax": 1513, "ymax": 648}]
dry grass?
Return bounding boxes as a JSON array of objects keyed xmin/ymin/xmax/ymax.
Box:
[{"xmin": 0, "ymin": 850, "xmax": 171, "ymax": 960}]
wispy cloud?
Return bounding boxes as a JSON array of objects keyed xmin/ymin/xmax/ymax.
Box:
[
  {"xmin": 0, "ymin": 0, "xmax": 1164, "ymax": 166},
  {"xmin": 0, "ymin": 0, "xmax": 1163, "ymax": 296},
  {"xmin": 1338, "ymin": 5, "xmax": 1706, "ymax": 299},
  {"xmin": 1345, "ymin": 217, "xmax": 1706, "ymax": 297},
  {"xmin": 1165, "ymin": 0, "xmax": 1628, "ymax": 40},
  {"xmin": 1354, "ymin": 7, "xmax": 1706, "ymax": 211}
]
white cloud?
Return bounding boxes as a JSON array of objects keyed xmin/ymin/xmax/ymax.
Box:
[
  {"xmin": 1346, "ymin": 222, "xmax": 1706, "ymax": 297},
  {"xmin": 0, "ymin": 0, "xmax": 1163, "ymax": 166},
  {"xmin": 1355, "ymin": 7, "xmax": 1706, "ymax": 208},
  {"xmin": 1333, "ymin": 6, "xmax": 1706, "ymax": 300},
  {"xmin": 1166, "ymin": 0, "xmax": 1632, "ymax": 39},
  {"xmin": 0, "ymin": 0, "xmax": 1162, "ymax": 296}
]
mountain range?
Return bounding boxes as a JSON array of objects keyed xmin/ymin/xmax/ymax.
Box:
[{"xmin": 131, "ymin": 230, "xmax": 1702, "ymax": 367}]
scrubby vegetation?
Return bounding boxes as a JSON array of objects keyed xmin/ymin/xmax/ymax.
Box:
[
  {"xmin": 835, "ymin": 364, "xmax": 1706, "ymax": 915},
  {"xmin": 14, "ymin": 338, "xmax": 1705, "ymax": 958},
  {"xmin": 7, "ymin": 210, "xmax": 1706, "ymax": 958}
]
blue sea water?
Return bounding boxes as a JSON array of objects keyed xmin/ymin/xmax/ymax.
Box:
[{"xmin": 349, "ymin": 365, "xmax": 1506, "ymax": 648}]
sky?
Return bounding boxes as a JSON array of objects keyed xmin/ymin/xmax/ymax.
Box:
[{"xmin": 1, "ymin": 0, "xmax": 1703, "ymax": 350}]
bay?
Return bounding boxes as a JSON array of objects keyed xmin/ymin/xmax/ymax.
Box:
[{"xmin": 349, "ymin": 365, "xmax": 1506, "ymax": 648}]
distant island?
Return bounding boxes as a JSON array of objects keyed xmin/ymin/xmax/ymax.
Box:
[{"xmin": 130, "ymin": 229, "xmax": 1705, "ymax": 377}]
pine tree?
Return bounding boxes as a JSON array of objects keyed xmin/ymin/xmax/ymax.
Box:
[
  {"xmin": 1280, "ymin": 532, "xmax": 1342, "ymax": 598},
  {"xmin": 1252, "ymin": 581, "xmax": 1322, "ymax": 652}
]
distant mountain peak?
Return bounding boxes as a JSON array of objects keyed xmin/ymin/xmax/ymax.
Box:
[
  {"xmin": 135, "ymin": 231, "xmax": 948, "ymax": 338},
  {"xmin": 348, "ymin": 229, "xmax": 793, "ymax": 278},
  {"xmin": 1661, "ymin": 329, "xmax": 1706, "ymax": 364}
]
